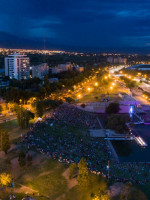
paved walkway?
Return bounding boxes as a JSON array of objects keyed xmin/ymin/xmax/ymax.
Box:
[
  {"xmin": 97, "ymin": 117, "xmax": 104, "ymax": 128},
  {"xmin": 90, "ymin": 129, "xmax": 105, "ymax": 137},
  {"xmin": 107, "ymin": 140, "xmax": 119, "ymax": 162}
]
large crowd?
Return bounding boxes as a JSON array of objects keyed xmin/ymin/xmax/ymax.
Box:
[
  {"xmin": 24, "ymin": 120, "xmax": 110, "ymax": 174},
  {"xmin": 52, "ymin": 104, "xmax": 100, "ymax": 129},
  {"xmin": 110, "ymin": 161, "xmax": 150, "ymax": 184},
  {"xmin": 23, "ymin": 104, "xmax": 150, "ymax": 185}
]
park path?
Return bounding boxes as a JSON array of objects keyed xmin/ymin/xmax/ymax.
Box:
[
  {"xmin": 15, "ymin": 183, "xmax": 38, "ymax": 194},
  {"xmin": 107, "ymin": 140, "xmax": 119, "ymax": 162},
  {"xmin": 97, "ymin": 117, "xmax": 103, "ymax": 129},
  {"xmin": 0, "ymin": 116, "xmax": 17, "ymax": 124},
  {"xmin": 62, "ymin": 168, "xmax": 77, "ymax": 189},
  {"xmin": 11, "ymin": 157, "xmax": 20, "ymax": 178},
  {"xmin": 97, "ymin": 116, "xmax": 119, "ymax": 162},
  {"xmin": 55, "ymin": 168, "xmax": 78, "ymax": 200}
]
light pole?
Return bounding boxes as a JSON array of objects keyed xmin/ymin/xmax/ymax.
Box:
[{"xmin": 107, "ymin": 160, "xmax": 110, "ymax": 178}]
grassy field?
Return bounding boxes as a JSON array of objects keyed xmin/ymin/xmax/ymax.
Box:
[
  {"xmin": 78, "ymin": 91, "xmax": 122, "ymax": 103},
  {"xmin": 0, "ymin": 153, "xmax": 89, "ymax": 200},
  {"xmin": 76, "ymin": 78, "xmax": 130, "ymax": 104},
  {"xmin": 1, "ymin": 119, "xmax": 29, "ymax": 143},
  {"xmin": 17, "ymin": 159, "xmax": 68, "ymax": 200},
  {"xmin": 136, "ymin": 183, "xmax": 150, "ymax": 200},
  {"xmin": 0, "ymin": 153, "xmax": 68, "ymax": 200}
]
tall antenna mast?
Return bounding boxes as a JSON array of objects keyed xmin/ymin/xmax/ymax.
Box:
[
  {"xmin": 43, "ymin": 36, "xmax": 46, "ymax": 62},
  {"xmin": 44, "ymin": 36, "xmax": 46, "ymax": 50}
]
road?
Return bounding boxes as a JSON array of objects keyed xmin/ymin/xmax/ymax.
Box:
[
  {"xmin": 110, "ymin": 67, "xmax": 150, "ymax": 105},
  {"xmin": 0, "ymin": 114, "xmax": 17, "ymax": 123}
]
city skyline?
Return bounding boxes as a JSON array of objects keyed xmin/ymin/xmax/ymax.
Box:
[{"xmin": 0, "ymin": 0, "xmax": 150, "ymax": 53}]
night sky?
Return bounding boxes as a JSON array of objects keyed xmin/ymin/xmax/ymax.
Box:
[{"xmin": 0, "ymin": 0, "xmax": 150, "ymax": 53}]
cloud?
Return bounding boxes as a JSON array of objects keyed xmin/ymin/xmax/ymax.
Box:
[{"xmin": 0, "ymin": 0, "xmax": 150, "ymax": 52}]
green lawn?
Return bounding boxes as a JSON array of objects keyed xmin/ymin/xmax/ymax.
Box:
[
  {"xmin": 0, "ymin": 191, "xmax": 25, "ymax": 200},
  {"xmin": 0, "ymin": 157, "xmax": 68, "ymax": 200},
  {"xmin": 1, "ymin": 119, "xmax": 29, "ymax": 143},
  {"xmin": 16, "ymin": 159, "xmax": 68, "ymax": 200},
  {"xmin": 78, "ymin": 90, "xmax": 122, "ymax": 103},
  {"xmin": 136, "ymin": 183, "xmax": 150, "ymax": 200}
]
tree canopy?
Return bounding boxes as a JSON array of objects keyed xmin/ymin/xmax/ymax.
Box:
[
  {"xmin": 106, "ymin": 114, "xmax": 130, "ymax": 133},
  {"xmin": 105, "ymin": 102, "xmax": 120, "ymax": 114},
  {"xmin": 0, "ymin": 128, "xmax": 10, "ymax": 154},
  {"xmin": 77, "ymin": 158, "xmax": 90, "ymax": 189},
  {"xmin": 15, "ymin": 106, "xmax": 34, "ymax": 128},
  {"xmin": 0, "ymin": 173, "xmax": 11, "ymax": 186}
]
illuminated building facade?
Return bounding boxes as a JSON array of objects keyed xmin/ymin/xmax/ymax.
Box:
[
  {"xmin": 32, "ymin": 63, "xmax": 49, "ymax": 79},
  {"xmin": 5, "ymin": 53, "xmax": 30, "ymax": 80}
]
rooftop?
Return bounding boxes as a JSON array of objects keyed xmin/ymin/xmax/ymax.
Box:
[{"xmin": 127, "ymin": 64, "xmax": 150, "ymax": 69}]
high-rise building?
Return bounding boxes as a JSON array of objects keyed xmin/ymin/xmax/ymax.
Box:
[
  {"xmin": 51, "ymin": 62, "xmax": 73, "ymax": 74},
  {"xmin": 5, "ymin": 53, "xmax": 30, "ymax": 80},
  {"xmin": 107, "ymin": 56, "xmax": 127, "ymax": 64},
  {"xmin": 32, "ymin": 63, "xmax": 49, "ymax": 79}
]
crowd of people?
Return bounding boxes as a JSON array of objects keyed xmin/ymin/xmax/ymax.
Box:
[
  {"xmin": 22, "ymin": 104, "xmax": 150, "ymax": 185},
  {"xmin": 110, "ymin": 161, "xmax": 150, "ymax": 184},
  {"xmin": 21, "ymin": 196, "xmax": 37, "ymax": 200},
  {"xmin": 24, "ymin": 120, "xmax": 110, "ymax": 175},
  {"xmin": 52, "ymin": 104, "xmax": 100, "ymax": 129}
]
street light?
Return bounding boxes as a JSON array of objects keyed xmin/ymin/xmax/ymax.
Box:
[
  {"xmin": 107, "ymin": 160, "xmax": 110, "ymax": 178},
  {"xmin": 94, "ymin": 82, "xmax": 98, "ymax": 86}
]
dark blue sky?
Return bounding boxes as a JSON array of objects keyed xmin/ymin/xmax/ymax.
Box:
[{"xmin": 0, "ymin": 0, "xmax": 150, "ymax": 53}]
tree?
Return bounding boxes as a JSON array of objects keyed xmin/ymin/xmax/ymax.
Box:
[
  {"xmin": 77, "ymin": 158, "xmax": 89, "ymax": 188},
  {"xmin": 24, "ymin": 110, "xmax": 34, "ymax": 127},
  {"xmin": 106, "ymin": 114, "xmax": 130, "ymax": 133},
  {"xmin": 36, "ymin": 101, "xmax": 44, "ymax": 117},
  {"xmin": 1, "ymin": 131, "xmax": 10, "ymax": 154},
  {"xmin": 69, "ymin": 163, "xmax": 78, "ymax": 179},
  {"xmin": 18, "ymin": 151, "xmax": 26, "ymax": 167},
  {"xmin": 81, "ymin": 104, "xmax": 86, "ymax": 108},
  {"xmin": 95, "ymin": 96, "xmax": 98, "ymax": 100},
  {"xmin": 15, "ymin": 106, "xmax": 34, "ymax": 128},
  {"xmin": 65, "ymin": 97, "xmax": 75, "ymax": 103},
  {"xmin": 0, "ymin": 105, "xmax": 3, "ymax": 114},
  {"xmin": 43, "ymin": 99, "xmax": 62, "ymax": 110},
  {"xmin": 44, "ymin": 75, "xmax": 51, "ymax": 95},
  {"xmin": 0, "ymin": 173, "xmax": 11, "ymax": 186},
  {"xmin": 40, "ymin": 86, "xmax": 47, "ymax": 99},
  {"xmin": 93, "ymin": 194, "xmax": 110, "ymax": 200},
  {"xmin": 120, "ymin": 76, "xmax": 138, "ymax": 89},
  {"xmin": 105, "ymin": 102, "xmax": 120, "ymax": 114}
]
